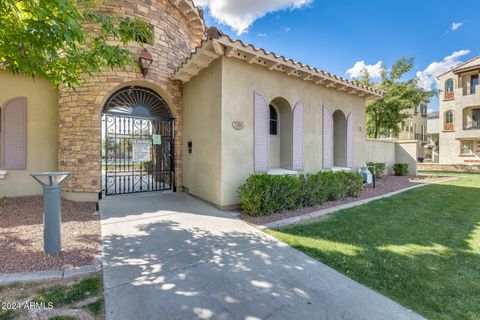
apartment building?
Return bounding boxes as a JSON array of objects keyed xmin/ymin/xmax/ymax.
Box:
[{"xmin": 438, "ymin": 56, "xmax": 480, "ymax": 164}]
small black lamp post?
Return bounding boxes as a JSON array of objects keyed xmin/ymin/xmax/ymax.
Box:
[{"xmin": 138, "ymin": 48, "xmax": 153, "ymax": 77}]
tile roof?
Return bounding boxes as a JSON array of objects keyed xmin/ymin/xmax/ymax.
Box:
[{"xmin": 173, "ymin": 27, "xmax": 384, "ymax": 98}]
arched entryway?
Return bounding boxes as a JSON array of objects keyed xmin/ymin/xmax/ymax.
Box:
[
  {"xmin": 102, "ymin": 86, "xmax": 175, "ymax": 195},
  {"xmin": 269, "ymin": 97, "xmax": 293, "ymax": 170},
  {"xmin": 333, "ymin": 110, "xmax": 347, "ymax": 167}
]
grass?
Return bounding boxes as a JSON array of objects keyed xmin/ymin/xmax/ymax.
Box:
[
  {"xmin": 0, "ymin": 310, "xmax": 16, "ymax": 320},
  {"xmin": 86, "ymin": 299, "xmax": 104, "ymax": 316},
  {"xmin": 267, "ymin": 173, "xmax": 480, "ymax": 320},
  {"xmin": 34, "ymin": 276, "xmax": 102, "ymax": 306},
  {"xmin": 0, "ymin": 274, "xmax": 104, "ymax": 320}
]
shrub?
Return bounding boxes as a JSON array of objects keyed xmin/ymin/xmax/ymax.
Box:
[
  {"xmin": 238, "ymin": 171, "xmax": 364, "ymax": 216},
  {"xmin": 366, "ymin": 162, "xmax": 386, "ymax": 178},
  {"xmin": 393, "ymin": 163, "xmax": 409, "ymax": 176}
]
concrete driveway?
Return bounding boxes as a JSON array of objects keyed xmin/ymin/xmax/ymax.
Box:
[{"xmin": 100, "ymin": 192, "xmax": 423, "ymax": 320}]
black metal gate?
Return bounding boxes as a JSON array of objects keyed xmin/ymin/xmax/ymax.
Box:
[{"xmin": 102, "ymin": 86, "xmax": 175, "ymax": 195}]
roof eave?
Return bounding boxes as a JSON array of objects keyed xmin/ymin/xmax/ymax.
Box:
[{"xmin": 173, "ymin": 37, "xmax": 384, "ymax": 98}]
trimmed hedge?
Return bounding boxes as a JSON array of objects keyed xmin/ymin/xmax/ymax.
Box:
[
  {"xmin": 238, "ymin": 171, "xmax": 364, "ymax": 216},
  {"xmin": 366, "ymin": 162, "xmax": 386, "ymax": 178},
  {"xmin": 393, "ymin": 163, "xmax": 409, "ymax": 176}
]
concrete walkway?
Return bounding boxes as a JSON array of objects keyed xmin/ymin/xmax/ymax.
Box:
[{"xmin": 100, "ymin": 192, "xmax": 424, "ymax": 320}]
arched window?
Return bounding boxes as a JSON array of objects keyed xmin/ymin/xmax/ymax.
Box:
[
  {"xmin": 444, "ymin": 110, "xmax": 454, "ymax": 131},
  {"xmin": 269, "ymin": 105, "xmax": 278, "ymax": 135},
  {"xmin": 445, "ymin": 79, "xmax": 454, "ymax": 92}
]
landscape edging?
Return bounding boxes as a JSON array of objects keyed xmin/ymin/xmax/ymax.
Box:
[
  {"xmin": 0, "ymin": 257, "xmax": 102, "ymax": 285},
  {"xmin": 259, "ymin": 176, "xmax": 459, "ymax": 229}
]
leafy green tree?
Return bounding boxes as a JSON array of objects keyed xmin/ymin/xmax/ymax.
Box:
[
  {"xmin": 0, "ymin": 0, "xmax": 152, "ymax": 87},
  {"xmin": 357, "ymin": 57, "xmax": 436, "ymax": 138}
]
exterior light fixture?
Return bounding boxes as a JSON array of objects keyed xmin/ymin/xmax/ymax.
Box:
[{"xmin": 138, "ymin": 48, "xmax": 153, "ymax": 77}]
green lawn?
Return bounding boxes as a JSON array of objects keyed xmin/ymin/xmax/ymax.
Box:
[
  {"xmin": 267, "ymin": 173, "xmax": 480, "ymax": 320},
  {"xmin": 0, "ymin": 275, "xmax": 104, "ymax": 320}
]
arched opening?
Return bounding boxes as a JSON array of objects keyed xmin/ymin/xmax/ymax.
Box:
[
  {"xmin": 269, "ymin": 97, "xmax": 293, "ymax": 170},
  {"xmin": 333, "ymin": 110, "xmax": 347, "ymax": 167},
  {"xmin": 101, "ymin": 86, "xmax": 175, "ymax": 195}
]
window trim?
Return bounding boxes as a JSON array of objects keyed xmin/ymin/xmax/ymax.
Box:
[
  {"xmin": 445, "ymin": 78, "xmax": 454, "ymax": 93},
  {"xmin": 460, "ymin": 140, "xmax": 473, "ymax": 155},
  {"xmin": 269, "ymin": 104, "xmax": 279, "ymax": 135}
]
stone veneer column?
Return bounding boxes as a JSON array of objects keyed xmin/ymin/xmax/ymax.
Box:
[{"xmin": 57, "ymin": 0, "xmax": 203, "ymax": 200}]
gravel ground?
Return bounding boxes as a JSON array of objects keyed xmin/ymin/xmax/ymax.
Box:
[
  {"xmin": 239, "ymin": 174, "xmax": 447, "ymax": 226},
  {"xmin": 0, "ymin": 196, "xmax": 100, "ymax": 273}
]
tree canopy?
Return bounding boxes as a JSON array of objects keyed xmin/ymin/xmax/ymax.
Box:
[
  {"xmin": 357, "ymin": 57, "xmax": 436, "ymax": 138},
  {"xmin": 0, "ymin": 0, "xmax": 152, "ymax": 87}
]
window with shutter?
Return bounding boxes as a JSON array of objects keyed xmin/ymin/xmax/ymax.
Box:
[{"xmin": 1, "ymin": 97, "xmax": 27, "ymax": 169}]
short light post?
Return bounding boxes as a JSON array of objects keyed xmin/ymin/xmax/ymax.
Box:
[{"xmin": 30, "ymin": 172, "xmax": 72, "ymax": 255}]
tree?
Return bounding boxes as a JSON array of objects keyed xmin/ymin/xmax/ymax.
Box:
[
  {"xmin": 357, "ymin": 57, "xmax": 436, "ymax": 138},
  {"xmin": 0, "ymin": 0, "xmax": 152, "ymax": 88}
]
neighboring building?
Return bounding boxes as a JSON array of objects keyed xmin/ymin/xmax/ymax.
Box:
[
  {"xmin": 1, "ymin": 0, "xmax": 402, "ymax": 208},
  {"xmin": 427, "ymin": 112, "xmax": 439, "ymax": 162},
  {"xmin": 398, "ymin": 105, "xmax": 428, "ymax": 142},
  {"xmin": 397, "ymin": 104, "xmax": 428, "ymax": 160},
  {"xmin": 437, "ymin": 56, "xmax": 480, "ymax": 164}
]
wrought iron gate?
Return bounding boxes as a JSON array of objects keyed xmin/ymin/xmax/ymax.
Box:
[{"xmin": 102, "ymin": 86, "xmax": 175, "ymax": 196}]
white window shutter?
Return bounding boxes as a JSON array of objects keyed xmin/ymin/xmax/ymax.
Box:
[
  {"xmin": 292, "ymin": 101, "xmax": 304, "ymax": 171},
  {"xmin": 346, "ymin": 112, "xmax": 354, "ymax": 168},
  {"xmin": 1, "ymin": 97, "xmax": 27, "ymax": 169},
  {"xmin": 322, "ymin": 105, "xmax": 333, "ymax": 169},
  {"xmin": 254, "ymin": 91, "xmax": 269, "ymax": 172}
]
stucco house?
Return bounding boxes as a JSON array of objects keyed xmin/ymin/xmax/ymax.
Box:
[
  {"xmin": 437, "ymin": 56, "xmax": 480, "ymax": 164},
  {"xmin": 0, "ymin": 0, "xmax": 384, "ymax": 208}
]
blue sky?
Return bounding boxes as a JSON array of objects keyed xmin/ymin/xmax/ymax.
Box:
[{"xmin": 194, "ymin": 0, "xmax": 480, "ymax": 111}]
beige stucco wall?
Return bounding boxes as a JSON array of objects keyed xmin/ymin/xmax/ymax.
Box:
[
  {"xmin": 0, "ymin": 72, "xmax": 58, "ymax": 197},
  {"xmin": 364, "ymin": 139, "xmax": 396, "ymax": 174},
  {"xmin": 395, "ymin": 141, "xmax": 418, "ymax": 175},
  {"xmin": 218, "ymin": 57, "xmax": 368, "ymax": 206},
  {"xmin": 182, "ymin": 59, "xmax": 223, "ymax": 205}
]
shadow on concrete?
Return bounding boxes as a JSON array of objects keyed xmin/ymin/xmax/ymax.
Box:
[{"xmin": 100, "ymin": 192, "xmax": 422, "ymax": 320}]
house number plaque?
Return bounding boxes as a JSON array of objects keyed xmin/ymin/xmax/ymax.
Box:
[{"xmin": 232, "ymin": 121, "xmax": 244, "ymax": 130}]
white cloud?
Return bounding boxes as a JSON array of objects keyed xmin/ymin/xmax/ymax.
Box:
[
  {"xmin": 346, "ymin": 61, "xmax": 384, "ymax": 79},
  {"xmin": 415, "ymin": 50, "xmax": 470, "ymax": 90},
  {"xmin": 451, "ymin": 21, "xmax": 463, "ymax": 31},
  {"xmin": 194, "ymin": 0, "xmax": 312, "ymax": 35}
]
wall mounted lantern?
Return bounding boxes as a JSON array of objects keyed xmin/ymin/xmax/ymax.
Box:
[{"xmin": 138, "ymin": 48, "xmax": 153, "ymax": 77}]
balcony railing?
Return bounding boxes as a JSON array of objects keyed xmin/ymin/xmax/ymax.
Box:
[
  {"xmin": 463, "ymin": 120, "xmax": 480, "ymax": 130},
  {"xmin": 463, "ymin": 85, "xmax": 478, "ymax": 96},
  {"xmin": 415, "ymin": 133, "xmax": 428, "ymax": 141}
]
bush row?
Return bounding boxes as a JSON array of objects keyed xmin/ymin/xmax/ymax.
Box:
[
  {"xmin": 366, "ymin": 162, "xmax": 386, "ymax": 178},
  {"xmin": 238, "ymin": 171, "xmax": 364, "ymax": 216},
  {"xmin": 393, "ymin": 163, "xmax": 409, "ymax": 176}
]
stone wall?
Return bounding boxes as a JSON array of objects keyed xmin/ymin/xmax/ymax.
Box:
[
  {"xmin": 57, "ymin": 0, "xmax": 204, "ymax": 199},
  {"xmin": 418, "ymin": 163, "xmax": 480, "ymax": 172}
]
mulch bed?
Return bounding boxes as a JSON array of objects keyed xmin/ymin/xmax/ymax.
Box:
[
  {"xmin": 0, "ymin": 196, "xmax": 100, "ymax": 274},
  {"xmin": 239, "ymin": 174, "xmax": 447, "ymax": 226}
]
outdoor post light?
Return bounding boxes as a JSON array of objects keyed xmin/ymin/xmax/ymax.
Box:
[
  {"xmin": 30, "ymin": 172, "xmax": 72, "ymax": 255},
  {"xmin": 138, "ymin": 48, "xmax": 153, "ymax": 77}
]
